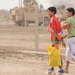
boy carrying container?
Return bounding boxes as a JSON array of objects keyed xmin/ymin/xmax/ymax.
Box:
[{"xmin": 47, "ymin": 6, "xmax": 66, "ymax": 75}]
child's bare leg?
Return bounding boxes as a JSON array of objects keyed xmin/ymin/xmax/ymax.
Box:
[
  {"xmin": 65, "ymin": 48, "xmax": 72, "ymax": 73},
  {"xmin": 58, "ymin": 58, "xmax": 64, "ymax": 74},
  {"xmin": 65, "ymin": 61, "xmax": 70, "ymax": 73},
  {"xmin": 59, "ymin": 66, "xmax": 62, "ymax": 69}
]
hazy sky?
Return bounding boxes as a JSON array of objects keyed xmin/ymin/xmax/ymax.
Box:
[
  {"xmin": 0, "ymin": 0, "xmax": 50, "ymax": 10},
  {"xmin": 0, "ymin": 0, "xmax": 19, "ymax": 10},
  {"xmin": 0, "ymin": 0, "xmax": 75, "ymax": 10}
]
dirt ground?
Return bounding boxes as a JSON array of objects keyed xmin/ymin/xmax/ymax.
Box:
[
  {"xmin": 0, "ymin": 25, "xmax": 50, "ymax": 51},
  {"xmin": 0, "ymin": 25, "xmax": 75, "ymax": 75}
]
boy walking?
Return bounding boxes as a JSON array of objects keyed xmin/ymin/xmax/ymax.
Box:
[
  {"xmin": 62, "ymin": 7, "xmax": 75, "ymax": 73},
  {"xmin": 47, "ymin": 6, "xmax": 65, "ymax": 74}
]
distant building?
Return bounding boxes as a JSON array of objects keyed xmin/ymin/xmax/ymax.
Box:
[{"xmin": 49, "ymin": 0, "xmax": 75, "ymax": 8}]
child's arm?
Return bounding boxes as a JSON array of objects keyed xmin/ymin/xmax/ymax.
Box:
[
  {"xmin": 61, "ymin": 39, "xmax": 66, "ymax": 47},
  {"xmin": 61, "ymin": 22, "xmax": 70, "ymax": 29},
  {"xmin": 52, "ymin": 28, "xmax": 56, "ymax": 45}
]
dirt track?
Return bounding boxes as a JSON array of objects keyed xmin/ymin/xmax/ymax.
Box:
[{"xmin": 0, "ymin": 25, "xmax": 75, "ymax": 75}]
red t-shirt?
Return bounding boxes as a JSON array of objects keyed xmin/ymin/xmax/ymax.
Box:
[{"xmin": 48, "ymin": 16, "xmax": 62, "ymax": 41}]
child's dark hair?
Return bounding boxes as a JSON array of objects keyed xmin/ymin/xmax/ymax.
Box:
[
  {"xmin": 66, "ymin": 7, "xmax": 75, "ymax": 15},
  {"xmin": 48, "ymin": 7, "xmax": 57, "ymax": 14}
]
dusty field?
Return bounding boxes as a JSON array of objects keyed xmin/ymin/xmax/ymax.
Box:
[
  {"xmin": 0, "ymin": 25, "xmax": 75, "ymax": 75},
  {"xmin": 0, "ymin": 52, "xmax": 75, "ymax": 75},
  {"xmin": 0, "ymin": 25, "xmax": 50, "ymax": 52}
]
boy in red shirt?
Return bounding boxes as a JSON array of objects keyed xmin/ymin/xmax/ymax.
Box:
[{"xmin": 47, "ymin": 6, "xmax": 65, "ymax": 74}]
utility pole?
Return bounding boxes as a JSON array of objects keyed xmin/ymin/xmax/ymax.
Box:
[
  {"xmin": 35, "ymin": 5, "xmax": 39, "ymax": 51},
  {"xmin": 21, "ymin": 0, "xmax": 22, "ymax": 7},
  {"xmin": 43, "ymin": 11, "xmax": 44, "ymax": 26},
  {"xmin": 19, "ymin": 0, "xmax": 22, "ymax": 7},
  {"xmin": 19, "ymin": 0, "xmax": 20, "ymax": 8},
  {"xmin": 32, "ymin": 0, "xmax": 39, "ymax": 51},
  {"xmin": 24, "ymin": 11, "xmax": 27, "ymax": 27}
]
